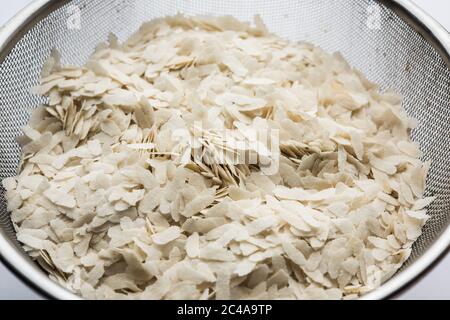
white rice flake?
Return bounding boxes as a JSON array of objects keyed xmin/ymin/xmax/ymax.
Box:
[
  {"xmin": 5, "ymin": 14, "xmax": 433, "ymax": 301},
  {"xmin": 152, "ymin": 226, "xmax": 182, "ymax": 245}
]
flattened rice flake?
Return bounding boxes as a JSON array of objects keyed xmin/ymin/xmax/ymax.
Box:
[{"xmin": 3, "ymin": 14, "xmax": 433, "ymax": 300}]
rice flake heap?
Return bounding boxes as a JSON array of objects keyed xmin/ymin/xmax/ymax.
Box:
[{"xmin": 3, "ymin": 15, "xmax": 434, "ymax": 300}]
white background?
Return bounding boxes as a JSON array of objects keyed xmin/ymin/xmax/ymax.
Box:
[{"xmin": 0, "ymin": 0, "xmax": 449, "ymax": 300}]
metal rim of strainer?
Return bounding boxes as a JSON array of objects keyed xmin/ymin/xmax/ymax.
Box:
[{"xmin": 0, "ymin": 0, "xmax": 449, "ymax": 300}]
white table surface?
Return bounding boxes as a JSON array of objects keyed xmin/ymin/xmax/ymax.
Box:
[{"xmin": 1, "ymin": 0, "xmax": 449, "ymax": 300}]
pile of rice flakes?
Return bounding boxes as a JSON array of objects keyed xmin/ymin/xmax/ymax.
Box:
[{"xmin": 3, "ymin": 15, "xmax": 434, "ymax": 300}]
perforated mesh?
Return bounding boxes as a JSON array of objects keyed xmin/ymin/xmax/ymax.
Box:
[{"xmin": 1, "ymin": 0, "xmax": 449, "ymax": 297}]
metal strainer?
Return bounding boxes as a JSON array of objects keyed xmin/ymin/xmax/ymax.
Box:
[{"xmin": 0, "ymin": 0, "xmax": 449, "ymax": 300}]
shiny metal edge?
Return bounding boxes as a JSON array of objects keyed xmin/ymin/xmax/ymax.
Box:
[
  {"xmin": 0, "ymin": 236, "xmax": 80, "ymax": 300},
  {"xmin": 363, "ymin": 0, "xmax": 450, "ymax": 301},
  {"xmin": 0, "ymin": 0, "xmax": 68, "ymax": 60},
  {"xmin": 380, "ymin": 0, "xmax": 450, "ymax": 67},
  {"xmin": 0, "ymin": 0, "xmax": 79, "ymax": 300},
  {"xmin": 0, "ymin": 0, "xmax": 449, "ymax": 300}
]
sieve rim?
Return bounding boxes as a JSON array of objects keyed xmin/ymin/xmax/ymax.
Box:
[{"xmin": 0, "ymin": 0, "xmax": 449, "ymax": 300}]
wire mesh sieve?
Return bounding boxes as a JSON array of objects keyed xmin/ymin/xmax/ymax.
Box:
[{"xmin": 0, "ymin": 0, "xmax": 449, "ymax": 299}]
